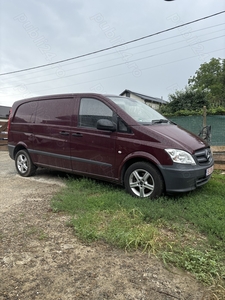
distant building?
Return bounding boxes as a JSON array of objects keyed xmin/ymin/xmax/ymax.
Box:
[
  {"xmin": 120, "ymin": 89, "xmax": 167, "ymax": 110},
  {"xmin": 0, "ymin": 106, "xmax": 10, "ymax": 121}
]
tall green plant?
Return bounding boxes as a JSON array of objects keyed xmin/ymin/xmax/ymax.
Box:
[
  {"xmin": 163, "ymin": 58, "xmax": 225, "ymax": 115},
  {"xmin": 161, "ymin": 87, "xmax": 208, "ymax": 115},
  {"xmin": 188, "ymin": 57, "xmax": 225, "ymax": 107}
]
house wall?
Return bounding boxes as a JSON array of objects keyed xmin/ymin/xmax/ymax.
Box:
[
  {"xmin": 129, "ymin": 92, "xmax": 160, "ymax": 110},
  {"xmin": 147, "ymin": 102, "xmax": 160, "ymax": 110}
]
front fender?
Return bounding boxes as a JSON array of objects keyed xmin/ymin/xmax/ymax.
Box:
[{"xmin": 117, "ymin": 151, "xmax": 162, "ymax": 184}]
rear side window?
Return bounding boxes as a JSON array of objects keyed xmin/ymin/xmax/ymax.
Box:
[
  {"xmin": 13, "ymin": 101, "xmax": 37, "ymax": 123},
  {"xmin": 79, "ymin": 98, "xmax": 113, "ymax": 128},
  {"xmin": 35, "ymin": 99, "xmax": 72, "ymax": 126}
]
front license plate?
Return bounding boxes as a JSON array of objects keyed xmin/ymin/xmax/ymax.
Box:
[{"xmin": 206, "ymin": 166, "xmax": 214, "ymax": 176}]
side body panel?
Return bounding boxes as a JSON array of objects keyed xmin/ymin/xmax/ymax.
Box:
[
  {"xmin": 8, "ymin": 101, "xmax": 36, "ymax": 157},
  {"xmin": 31, "ymin": 97, "xmax": 75, "ymax": 171},
  {"xmin": 70, "ymin": 96, "xmax": 116, "ymax": 178}
]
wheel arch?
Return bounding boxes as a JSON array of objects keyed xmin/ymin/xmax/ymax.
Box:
[
  {"xmin": 120, "ymin": 154, "xmax": 165, "ymax": 187},
  {"xmin": 13, "ymin": 143, "xmax": 28, "ymax": 159}
]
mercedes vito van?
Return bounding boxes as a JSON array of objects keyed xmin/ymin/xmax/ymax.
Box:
[{"xmin": 8, "ymin": 93, "xmax": 214, "ymax": 199}]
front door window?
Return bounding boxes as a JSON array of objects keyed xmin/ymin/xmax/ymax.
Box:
[{"xmin": 79, "ymin": 98, "xmax": 114, "ymax": 128}]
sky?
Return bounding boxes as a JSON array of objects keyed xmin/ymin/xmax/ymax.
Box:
[{"xmin": 0, "ymin": 0, "xmax": 225, "ymax": 107}]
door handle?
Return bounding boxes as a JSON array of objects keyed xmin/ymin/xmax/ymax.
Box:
[
  {"xmin": 59, "ymin": 131, "xmax": 69, "ymax": 136},
  {"xmin": 72, "ymin": 132, "xmax": 83, "ymax": 137}
]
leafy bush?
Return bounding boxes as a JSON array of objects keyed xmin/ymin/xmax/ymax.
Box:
[{"xmin": 207, "ymin": 106, "xmax": 225, "ymax": 115}]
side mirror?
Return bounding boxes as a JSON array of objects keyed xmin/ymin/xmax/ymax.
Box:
[{"xmin": 97, "ymin": 119, "xmax": 116, "ymax": 131}]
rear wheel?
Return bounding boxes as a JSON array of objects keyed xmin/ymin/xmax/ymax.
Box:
[
  {"xmin": 124, "ymin": 162, "xmax": 164, "ymax": 199},
  {"xmin": 15, "ymin": 150, "xmax": 37, "ymax": 177}
]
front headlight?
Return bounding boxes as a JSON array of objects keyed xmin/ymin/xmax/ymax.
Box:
[{"xmin": 165, "ymin": 149, "xmax": 196, "ymax": 165}]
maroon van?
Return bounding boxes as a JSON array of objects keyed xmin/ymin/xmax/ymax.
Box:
[{"xmin": 8, "ymin": 93, "xmax": 214, "ymax": 199}]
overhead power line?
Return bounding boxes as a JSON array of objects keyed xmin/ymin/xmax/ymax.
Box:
[
  {"xmin": 10, "ymin": 47, "xmax": 225, "ymax": 97},
  {"xmin": 2, "ymin": 22, "xmax": 224, "ymax": 82},
  {"xmin": 1, "ymin": 26, "xmax": 223, "ymax": 88},
  {"xmin": 2, "ymin": 22, "xmax": 225, "ymax": 80},
  {"xmin": 0, "ymin": 34, "xmax": 223, "ymax": 90},
  {"xmin": 0, "ymin": 10, "xmax": 224, "ymax": 77}
]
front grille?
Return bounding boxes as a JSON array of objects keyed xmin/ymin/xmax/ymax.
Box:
[{"xmin": 194, "ymin": 148, "xmax": 213, "ymax": 165}]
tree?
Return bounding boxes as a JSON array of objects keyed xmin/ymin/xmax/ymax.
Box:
[
  {"xmin": 161, "ymin": 86, "xmax": 209, "ymax": 115},
  {"xmin": 162, "ymin": 57, "xmax": 225, "ymax": 115},
  {"xmin": 188, "ymin": 58, "xmax": 225, "ymax": 107}
]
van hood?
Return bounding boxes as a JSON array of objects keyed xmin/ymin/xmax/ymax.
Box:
[{"xmin": 143, "ymin": 124, "xmax": 207, "ymax": 153}]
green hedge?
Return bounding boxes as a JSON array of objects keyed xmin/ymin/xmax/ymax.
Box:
[{"xmin": 161, "ymin": 106, "xmax": 225, "ymax": 118}]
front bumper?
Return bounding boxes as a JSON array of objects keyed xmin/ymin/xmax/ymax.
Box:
[{"xmin": 159, "ymin": 160, "xmax": 214, "ymax": 193}]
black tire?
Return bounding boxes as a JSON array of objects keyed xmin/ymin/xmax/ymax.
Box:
[
  {"xmin": 124, "ymin": 162, "xmax": 164, "ymax": 199},
  {"xmin": 15, "ymin": 149, "xmax": 37, "ymax": 177}
]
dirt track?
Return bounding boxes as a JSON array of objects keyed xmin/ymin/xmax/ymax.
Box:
[{"xmin": 0, "ymin": 151, "xmax": 209, "ymax": 299}]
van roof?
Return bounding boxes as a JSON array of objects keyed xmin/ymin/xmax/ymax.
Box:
[{"xmin": 12, "ymin": 93, "xmax": 120, "ymax": 107}]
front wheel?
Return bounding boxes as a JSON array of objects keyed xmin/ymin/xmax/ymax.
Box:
[
  {"xmin": 15, "ymin": 150, "xmax": 37, "ymax": 177},
  {"xmin": 124, "ymin": 162, "xmax": 164, "ymax": 199}
]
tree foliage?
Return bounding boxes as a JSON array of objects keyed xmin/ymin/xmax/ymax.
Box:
[
  {"xmin": 188, "ymin": 58, "xmax": 225, "ymax": 107},
  {"xmin": 161, "ymin": 87, "xmax": 209, "ymax": 115},
  {"xmin": 163, "ymin": 58, "xmax": 225, "ymax": 115}
]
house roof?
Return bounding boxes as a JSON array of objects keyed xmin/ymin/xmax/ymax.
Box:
[
  {"xmin": 0, "ymin": 106, "xmax": 11, "ymax": 119},
  {"xmin": 120, "ymin": 89, "xmax": 167, "ymax": 105}
]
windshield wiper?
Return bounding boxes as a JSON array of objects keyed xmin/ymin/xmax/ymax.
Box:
[{"xmin": 152, "ymin": 119, "xmax": 169, "ymax": 124}]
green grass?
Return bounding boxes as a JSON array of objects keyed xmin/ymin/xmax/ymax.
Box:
[{"xmin": 51, "ymin": 171, "xmax": 225, "ymax": 288}]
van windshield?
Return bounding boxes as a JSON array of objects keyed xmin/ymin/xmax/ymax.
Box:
[{"xmin": 107, "ymin": 96, "xmax": 168, "ymax": 125}]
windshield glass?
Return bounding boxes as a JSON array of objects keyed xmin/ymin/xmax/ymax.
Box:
[{"xmin": 107, "ymin": 96, "xmax": 167, "ymax": 124}]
